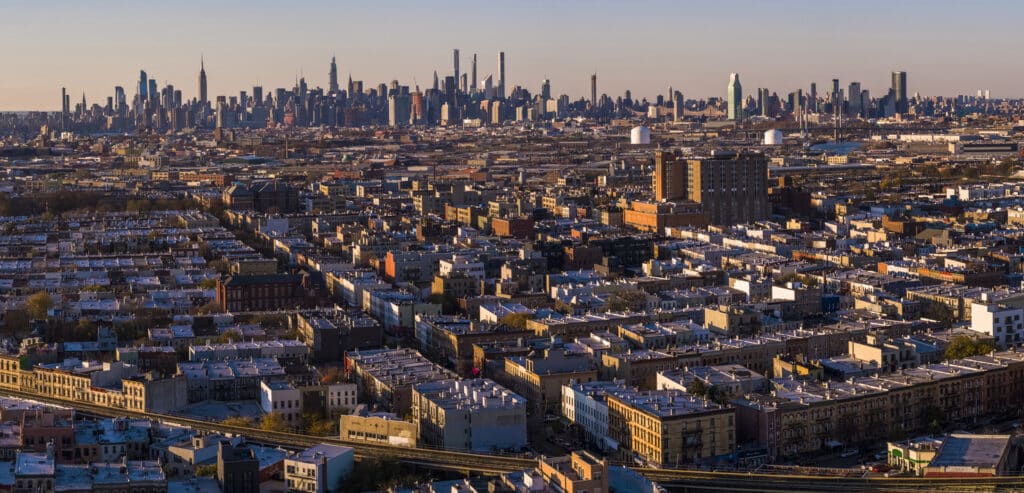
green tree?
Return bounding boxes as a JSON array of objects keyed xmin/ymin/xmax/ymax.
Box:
[
  {"xmin": 194, "ymin": 464, "xmax": 218, "ymax": 477},
  {"xmin": 922, "ymin": 303, "xmax": 956, "ymax": 329},
  {"xmin": 499, "ymin": 312, "xmax": 534, "ymax": 330},
  {"xmin": 706, "ymin": 385, "xmax": 730, "ymax": 405},
  {"xmin": 343, "ymin": 458, "xmax": 424, "ymax": 493},
  {"xmin": 301, "ymin": 413, "xmax": 337, "ymax": 437},
  {"xmin": 25, "ymin": 291, "xmax": 53, "ymax": 321},
  {"xmin": 221, "ymin": 416, "xmax": 254, "ymax": 427},
  {"xmin": 552, "ymin": 300, "xmax": 574, "ymax": 315},
  {"xmin": 880, "ymin": 173, "xmax": 903, "ymax": 190},
  {"xmin": 2, "ymin": 310, "xmax": 31, "ymax": 336},
  {"xmin": 259, "ymin": 412, "xmax": 291, "ymax": 432},
  {"xmin": 216, "ymin": 330, "xmax": 243, "ymax": 344},
  {"xmin": 72, "ymin": 319, "xmax": 97, "ymax": 340},
  {"xmin": 944, "ymin": 335, "xmax": 994, "ymax": 360},
  {"xmin": 194, "ymin": 300, "xmax": 223, "ymax": 315},
  {"xmin": 198, "ymin": 278, "xmax": 219, "ymax": 290},
  {"xmin": 687, "ymin": 379, "xmax": 707, "ymax": 397}
]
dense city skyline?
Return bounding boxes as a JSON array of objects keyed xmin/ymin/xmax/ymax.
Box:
[
  {"xmin": 5, "ymin": 1, "xmax": 1024, "ymax": 489},
  {"xmin": 2, "ymin": 0, "xmax": 1023, "ymax": 110}
]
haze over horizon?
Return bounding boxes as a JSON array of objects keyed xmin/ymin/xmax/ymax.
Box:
[{"xmin": 2, "ymin": 0, "xmax": 1021, "ymax": 111}]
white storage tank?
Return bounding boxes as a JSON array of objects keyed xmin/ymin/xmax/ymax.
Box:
[
  {"xmin": 763, "ymin": 129, "xmax": 783, "ymax": 145},
  {"xmin": 630, "ymin": 125, "xmax": 651, "ymax": 145}
]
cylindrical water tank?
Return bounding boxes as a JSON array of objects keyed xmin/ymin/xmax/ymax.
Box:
[
  {"xmin": 630, "ymin": 126, "xmax": 651, "ymax": 145},
  {"xmin": 764, "ymin": 129, "xmax": 783, "ymax": 145}
]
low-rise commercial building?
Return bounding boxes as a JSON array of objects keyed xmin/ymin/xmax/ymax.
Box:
[{"xmin": 339, "ymin": 406, "xmax": 417, "ymax": 448}]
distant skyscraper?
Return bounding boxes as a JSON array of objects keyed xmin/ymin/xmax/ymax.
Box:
[
  {"xmin": 809, "ymin": 82, "xmax": 817, "ymax": 112},
  {"xmin": 541, "ymin": 79, "xmax": 551, "ymax": 100},
  {"xmin": 727, "ymin": 73, "xmax": 742, "ymax": 120},
  {"xmin": 60, "ymin": 87, "xmax": 68, "ymax": 130},
  {"xmin": 388, "ymin": 93, "xmax": 411, "ymax": 127},
  {"xmin": 138, "ymin": 70, "xmax": 148, "ymax": 101},
  {"xmin": 411, "ymin": 89, "xmax": 425, "ymax": 123},
  {"xmin": 471, "ymin": 54, "xmax": 478, "ymax": 93},
  {"xmin": 482, "ymin": 74, "xmax": 493, "ymax": 99},
  {"xmin": 453, "ymin": 49, "xmax": 460, "ymax": 94},
  {"xmin": 892, "ymin": 71, "xmax": 908, "ymax": 114},
  {"xmin": 848, "ymin": 81, "xmax": 862, "ymax": 117},
  {"xmin": 498, "ymin": 52, "xmax": 506, "ymax": 99},
  {"xmin": 114, "ymin": 86, "xmax": 126, "ymax": 114},
  {"xmin": 443, "ymin": 76, "xmax": 457, "ymax": 119},
  {"xmin": 329, "ymin": 55, "xmax": 339, "ymax": 93},
  {"xmin": 672, "ymin": 91, "xmax": 684, "ymax": 121},
  {"xmin": 591, "ymin": 73, "xmax": 597, "ymax": 107},
  {"xmin": 198, "ymin": 58, "xmax": 208, "ymax": 105}
]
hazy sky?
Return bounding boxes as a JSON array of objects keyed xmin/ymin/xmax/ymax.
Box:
[{"xmin": 1, "ymin": 0, "xmax": 1020, "ymax": 110}]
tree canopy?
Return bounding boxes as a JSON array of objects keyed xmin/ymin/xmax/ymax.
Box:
[
  {"xmin": 499, "ymin": 312, "xmax": 534, "ymax": 330},
  {"xmin": 259, "ymin": 412, "xmax": 291, "ymax": 432},
  {"xmin": 25, "ymin": 291, "xmax": 53, "ymax": 321},
  {"xmin": 944, "ymin": 335, "xmax": 994, "ymax": 360}
]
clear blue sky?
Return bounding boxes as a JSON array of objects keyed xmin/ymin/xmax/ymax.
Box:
[{"xmin": 0, "ymin": 0, "xmax": 1019, "ymax": 110}]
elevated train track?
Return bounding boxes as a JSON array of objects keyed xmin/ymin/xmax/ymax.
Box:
[{"xmin": 5, "ymin": 388, "xmax": 1024, "ymax": 491}]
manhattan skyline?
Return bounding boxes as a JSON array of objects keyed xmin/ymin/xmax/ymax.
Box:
[{"xmin": 2, "ymin": 0, "xmax": 1022, "ymax": 110}]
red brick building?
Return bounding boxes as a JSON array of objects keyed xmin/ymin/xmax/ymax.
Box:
[{"xmin": 216, "ymin": 274, "xmax": 312, "ymax": 312}]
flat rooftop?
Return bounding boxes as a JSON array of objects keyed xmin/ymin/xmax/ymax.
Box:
[{"xmin": 929, "ymin": 434, "xmax": 1010, "ymax": 469}]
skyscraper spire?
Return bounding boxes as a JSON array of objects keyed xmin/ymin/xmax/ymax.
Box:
[
  {"xmin": 198, "ymin": 56, "xmax": 208, "ymax": 106},
  {"xmin": 329, "ymin": 55, "xmax": 339, "ymax": 93}
]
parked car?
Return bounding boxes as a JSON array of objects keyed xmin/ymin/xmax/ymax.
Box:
[
  {"xmin": 870, "ymin": 463, "xmax": 892, "ymax": 473},
  {"xmin": 840, "ymin": 448, "xmax": 859, "ymax": 458}
]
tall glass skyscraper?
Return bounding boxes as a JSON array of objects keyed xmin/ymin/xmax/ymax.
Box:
[
  {"xmin": 892, "ymin": 71, "xmax": 908, "ymax": 114},
  {"xmin": 727, "ymin": 73, "xmax": 742, "ymax": 121}
]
